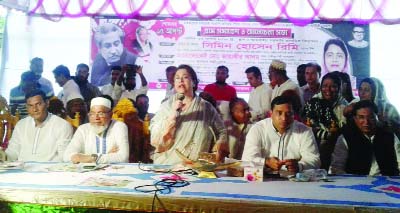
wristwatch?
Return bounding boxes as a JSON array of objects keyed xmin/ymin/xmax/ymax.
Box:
[{"xmin": 91, "ymin": 154, "xmax": 98, "ymax": 163}]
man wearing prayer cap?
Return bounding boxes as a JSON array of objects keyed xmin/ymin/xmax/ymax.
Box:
[
  {"xmin": 269, "ymin": 59, "xmax": 302, "ymax": 104},
  {"xmin": 63, "ymin": 97, "xmax": 129, "ymax": 163}
]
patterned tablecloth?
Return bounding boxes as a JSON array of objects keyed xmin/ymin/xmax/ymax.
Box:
[{"xmin": 0, "ymin": 162, "xmax": 399, "ymax": 212}]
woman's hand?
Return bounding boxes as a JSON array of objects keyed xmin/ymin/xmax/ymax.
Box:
[{"xmin": 215, "ymin": 142, "xmax": 229, "ymax": 163}]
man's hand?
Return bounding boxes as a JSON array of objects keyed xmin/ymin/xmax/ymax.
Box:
[
  {"xmin": 281, "ymin": 159, "xmax": 300, "ymax": 173},
  {"xmin": 215, "ymin": 142, "xmax": 229, "ymax": 163},
  {"xmin": 108, "ymin": 145, "xmax": 119, "ymax": 154},
  {"xmin": 136, "ymin": 66, "xmax": 143, "ymax": 75},
  {"xmin": 116, "ymin": 66, "xmax": 126, "ymax": 86},
  {"xmin": 71, "ymin": 153, "xmax": 93, "ymax": 164},
  {"xmin": 265, "ymin": 157, "xmax": 283, "ymax": 171}
]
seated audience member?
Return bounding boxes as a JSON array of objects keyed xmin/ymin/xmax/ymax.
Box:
[
  {"xmin": 203, "ymin": 65, "xmax": 237, "ymax": 102},
  {"xmin": 302, "ymin": 72, "xmax": 348, "ymax": 170},
  {"xmin": 10, "ymin": 71, "xmax": 54, "ymax": 117},
  {"xmin": 114, "ymin": 64, "xmax": 148, "ymax": 102},
  {"xmin": 63, "ymin": 97, "xmax": 129, "ymax": 164},
  {"xmin": 269, "ymin": 60, "xmax": 301, "ymax": 103},
  {"xmin": 65, "ymin": 96, "xmax": 88, "ymax": 128},
  {"xmin": 300, "ymin": 62, "xmax": 321, "ymax": 103},
  {"xmin": 245, "ymin": 66, "xmax": 272, "ymax": 122},
  {"xmin": 74, "ymin": 63, "xmax": 102, "ymax": 109},
  {"xmin": 225, "ymin": 98, "xmax": 252, "ymax": 160},
  {"xmin": 48, "ymin": 97, "xmax": 66, "ymax": 119},
  {"xmin": 242, "ymin": 96, "xmax": 320, "ymax": 173},
  {"xmin": 6, "ymin": 90, "xmax": 73, "ymax": 162},
  {"xmin": 345, "ymin": 77, "xmax": 400, "ymax": 139},
  {"xmin": 53, "ymin": 65, "xmax": 83, "ymax": 107},
  {"xmin": 150, "ymin": 64, "xmax": 229, "ymax": 165},
  {"xmin": 330, "ymin": 100, "xmax": 400, "ymax": 176},
  {"xmin": 135, "ymin": 94, "xmax": 154, "ymax": 121}
]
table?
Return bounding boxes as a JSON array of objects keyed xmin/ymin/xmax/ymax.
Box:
[{"xmin": 0, "ymin": 162, "xmax": 399, "ymax": 212}]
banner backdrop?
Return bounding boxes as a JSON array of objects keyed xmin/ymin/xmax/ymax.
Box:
[{"xmin": 90, "ymin": 17, "xmax": 369, "ymax": 93}]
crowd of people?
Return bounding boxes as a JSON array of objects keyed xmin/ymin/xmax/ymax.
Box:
[{"xmin": 1, "ymin": 56, "xmax": 400, "ymax": 177}]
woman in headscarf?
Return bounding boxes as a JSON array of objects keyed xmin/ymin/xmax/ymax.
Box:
[
  {"xmin": 347, "ymin": 77, "xmax": 400, "ymax": 138},
  {"xmin": 302, "ymin": 72, "xmax": 348, "ymax": 170},
  {"xmin": 150, "ymin": 64, "xmax": 229, "ymax": 165}
]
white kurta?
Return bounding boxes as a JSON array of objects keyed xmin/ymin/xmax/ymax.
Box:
[
  {"xmin": 6, "ymin": 113, "xmax": 73, "ymax": 162},
  {"xmin": 248, "ymin": 83, "xmax": 272, "ymax": 122},
  {"xmin": 58, "ymin": 79, "xmax": 82, "ymax": 106},
  {"xmin": 100, "ymin": 84, "xmax": 125, "ymax": 104},
  {"xmin": 63, "ymin": 120, "xmax": 129, "ymax": 163},
  {"xmin": 330, "ymin": 134, "xmax": 400, "ymax": 176},
  {"xmin": 271, "ymin": 79, "xmax": 301, "ymax": 103},
  {"xmin": 113, "ymin": 84, "xmax": 148, "ymax": 102},
  {"xmin": 242, "ymin": 118, "xmax": 320, "ymax": 171},
  {"xmin": 38, "ymin": 77, "xmax": 54, "ymax": 94}
]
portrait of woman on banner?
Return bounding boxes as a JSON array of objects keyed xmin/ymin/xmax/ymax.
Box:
[{"xmin": 322, "ymin": 38, "xmax": 352, "ymax": 77}]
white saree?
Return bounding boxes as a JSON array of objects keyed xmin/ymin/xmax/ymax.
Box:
[{"xmin": 150, "ymin": 96, "xmax": 227, "ymax": 165}]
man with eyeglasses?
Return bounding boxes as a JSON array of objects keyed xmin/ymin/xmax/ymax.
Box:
[
  {"xmin": 5, "ymin": 89, "xmax": 73, "ymax": 162},
  {"xmin": 330, "ymin": 100, "xmax": 400, "ymax": 176},
  {"xmin": 63, "ymin": 97, "xmax": 129, "ymax": 164},
  {"xmin": 348, "ymin": 26, "xmax": 369, "ymax": 48}
]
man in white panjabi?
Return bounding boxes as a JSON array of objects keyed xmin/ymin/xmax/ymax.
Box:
[
  {"xmin": 269, "ymin": 60, "xmax": 301, "ymax": 104},
  {"xmin": 63, "ymin": 97, "xmax": 129, "ymax": 163},
  {"xmin": 242, "ymin": 96, "xmax": 320, "ymax": 174},
  {"xmin": 6, "ymin": 89, "xmax": 73, "ymax": 162},
  {"xmin": 53, "ymin": 64, "xmax": 83, "ymax": 107},
  {"xmin": 245, "ymin": 66, "xmax": 272, "ymax": 122}
]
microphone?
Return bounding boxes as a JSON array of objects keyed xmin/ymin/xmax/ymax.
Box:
[{"xmin": 176, "ymin": 93, "xmax": 185, "ymax": 117}]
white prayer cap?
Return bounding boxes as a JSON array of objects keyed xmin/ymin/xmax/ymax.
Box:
[
  {"xmin": 91, "ymin": 97, "xmax": 111, "ymax": 109},
  {"xmin": 66, "ymin": 93, "xmax": 84, "ymax": 104},
  {"xmin": 270, "ymin": 59, "xmax": 286, "ymax": 71}
]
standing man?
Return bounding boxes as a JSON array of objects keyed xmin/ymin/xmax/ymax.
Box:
[
  {"xmin": 164, "ymin": 66, "xmax": 177, "ymax": 101},
  {"xmin": 101, "ymin": 65, "xmax": 121, "ymax": 100},
  {"xmin": 301, "ymin": 62, "xmax": 321, "ymax": 103},
  {"xmin": 330, "ymin": 100, "xmax": 400, "ymax": 176},
  {"xmin": 242, "ymin": 96, "xmax": 320, "ymax": 173},
  {"xmin": 53, "ymin": 65, "xmax": 83, "ymax": 107},
  {"xmin": 63, "ymin": 97, "xmax": 129, "ymax": 163},
  {"xmin": 74, "ymin": 63, "xmax": 102, "ymax": 108},
  {"xmin": 6, "ymin": 89, "xmax": 73, "ymax": 162},
  {"xmin": 10, "ymin": 71, "xmax": 54, "ymax": 117},
  {"xmin": 204, "ymin": 65, "xmax": 237, "ymax": 102},
  {"xmin": 296, "ymin": 64, "xmax": 307, "ymax": 87},
  {"xmin": 30, "ymin": 57, "xmax": 54, "ymax": 94},
  {"xmin": 269, "ymin": 60, "xmax": 301, "ymax": 102},
  {"xmin": 91, "ymin": 23, "xmax": 137, "ymax": 87},
  {"xmin": 245, "ymin": 66, "xmax": 272, "ymax": 122},
  {"xmin": 114, "ymin": 64, "xmax": 148, "ymax": 102}
]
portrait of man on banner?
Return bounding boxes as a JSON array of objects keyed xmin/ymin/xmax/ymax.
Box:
[
  {"xmin": 91, "ymin": 22, "xmax": 137, "ymax": 87},
  {"xmin": 348, "ymin": 26, "xmax": 369, "ymax": 49}
]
